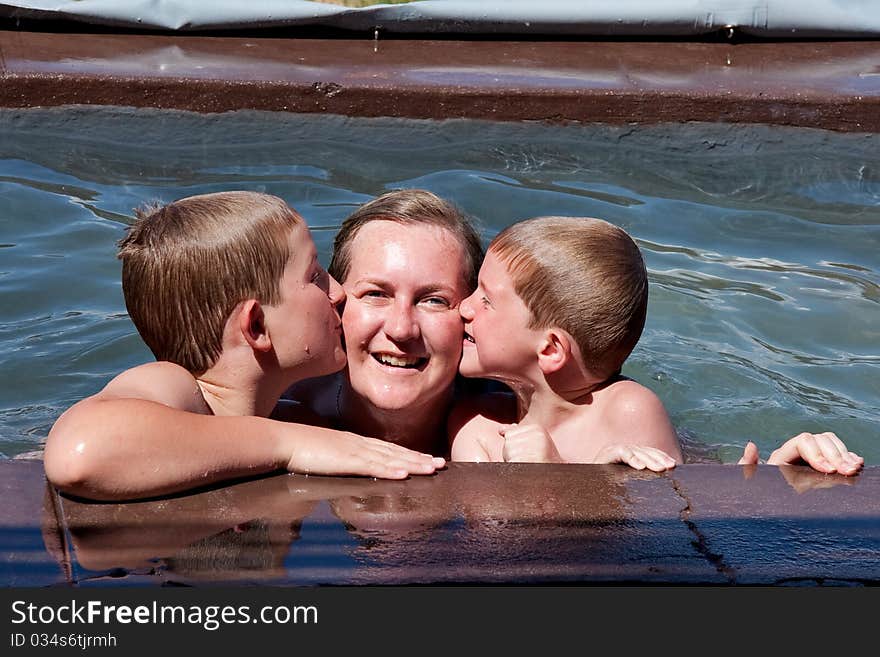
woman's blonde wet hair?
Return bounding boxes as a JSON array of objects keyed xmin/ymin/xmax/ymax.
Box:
[
  {"xmin": 489, "ymin": 216, "xmax": 648, "ymax": 380},
  {"xmin": 118, "ymin": 191, "xmax": 303, "ymax": 375},
  {"xmin": 329, "ymin": 189, "xmax": 484, "ymax": 291}
]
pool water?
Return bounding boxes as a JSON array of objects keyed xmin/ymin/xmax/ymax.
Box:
[{"xmin": 0, "ymin": 106, "xmax": 877, "ymax": 463}]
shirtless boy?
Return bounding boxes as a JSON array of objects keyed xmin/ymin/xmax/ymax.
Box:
[
  {"xmin": 44, "ymin": 192, "xmax": 444, "ymax": 501},
  {"xmin": 449, "ymin": 216, "xmax": 863, "ymax": 475}
]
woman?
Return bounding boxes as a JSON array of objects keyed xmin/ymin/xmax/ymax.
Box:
[{"xmin": 285, "ymin": 189, "xmax": 483, "ymax": 456}]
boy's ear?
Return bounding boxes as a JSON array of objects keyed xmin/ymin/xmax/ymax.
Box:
[
  {"xmin": 537, "ymin": 328, "xmax": 571, "ymax": 375},
  {"xmin": 238, "ymin": 300, "xmax": 272, "ymax": 352}
]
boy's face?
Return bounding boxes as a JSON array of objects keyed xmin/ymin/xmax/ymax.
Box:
[
  {"xmin": 340, "ymin": 220, "xmax": 469, "ymax": 412},
  {"xmin": 264, "ymin": 223, "xmax": 346, "ymax": 380},
  {"xmin": 459, "ymin": 250, "xmax": 541, "ymax": 382}
]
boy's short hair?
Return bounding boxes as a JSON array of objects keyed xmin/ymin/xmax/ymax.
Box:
[
  {"xmin": 329, "ymin": 189, "xmax": 484, "ymax": 292},
  {"xmin": 489, "ymin": 216, "xmax": 648, "ymax": 381},
  {"xmin": 118, "ymin": 191, "xmax": 303, "ymax": 375}
]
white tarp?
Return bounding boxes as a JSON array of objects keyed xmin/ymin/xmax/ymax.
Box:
[{"xmin": 2, "ymin": 1, "xmax": 879, "ymax": 37}]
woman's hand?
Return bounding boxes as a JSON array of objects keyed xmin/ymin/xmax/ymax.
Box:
[{"xmin": 737, "ymin": 432, "xmax": 863, "ymax": 476}]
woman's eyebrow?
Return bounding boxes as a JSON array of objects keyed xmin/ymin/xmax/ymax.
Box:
[
  {"xmin": 350, "ymin": 276, "xmax": 391, "ymax": 286},
  {"xmin": 417, "ymin": 283, "xmax": 457, "ymax": 294},
  {"xmin": 350, "ymin": 278, "xmax": 458, "ymax": 293}
]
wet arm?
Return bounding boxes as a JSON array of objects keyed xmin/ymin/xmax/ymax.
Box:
[{"xmin": 45, "ymin": 364, "xmax": 443, "ymax": 501}]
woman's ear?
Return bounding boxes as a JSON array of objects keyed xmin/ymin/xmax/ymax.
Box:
[
  {"xmin": 238, "ymin": 300, "xmax": 272, "ymax": 352},
  {"xmin": 537, "ymin": 328, "xmax": 571, "ymax": 375}
]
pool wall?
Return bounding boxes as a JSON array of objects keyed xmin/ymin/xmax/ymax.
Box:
[
  {"xmin": 1, "ymin": 30, "xmax": 878, "ymax": 132},
  {"xmin": 5, "ymin": 460, "xmax": 880, "ymax": 586}
]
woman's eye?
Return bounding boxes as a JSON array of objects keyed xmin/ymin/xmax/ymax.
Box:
[{"xmin": 481, "ymin": 295, "xmax": 491, "ymax": 308}]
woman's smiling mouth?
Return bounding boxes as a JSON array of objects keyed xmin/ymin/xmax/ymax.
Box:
[{"xmin": 371, "ymin": 352, "xmax": 429, "ymax": 369}]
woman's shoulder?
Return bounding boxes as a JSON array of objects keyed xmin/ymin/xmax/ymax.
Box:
[
  {"xmin": 449, "ymin": 389, "xmax": 517, "ymax": 427},
  {"xmin": 282, "ymin": 372, "xmax": 342, "ymax": 415},
  {"xmin": 271, "ymin": 399, "xmax": 332, "ymax": 427}
]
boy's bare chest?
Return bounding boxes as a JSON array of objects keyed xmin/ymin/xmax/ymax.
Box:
[{"xmin": 547, "ymin": 409, "xmax": 617, "ymax": 463}]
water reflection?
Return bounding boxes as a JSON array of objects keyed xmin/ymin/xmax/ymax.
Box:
[
  {"xmin": 54, "ymin": 466, "xmax": 640, "ymax": 584},
  {"xmin": 50, "ymin": 464, "xmax": 866, "ymax": 585}
]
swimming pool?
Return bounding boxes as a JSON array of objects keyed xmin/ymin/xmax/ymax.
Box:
[{"xmin": 1, "ymin": 106, "xmax": 877, "ymax": 463}]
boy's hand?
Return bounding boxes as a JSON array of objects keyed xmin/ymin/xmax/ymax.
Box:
[
  {"xmin": 594, "ymin": 444, "xmax": 677, "ymax": 472},
  {"xmin": 498, "ymin": 423, "xmax": 563, "ymax": 463},
  {"xmin": 286, "ymin": 430, "xmax": 446, "ymax": 479},
  {"xmin": 737, "ymin": 433, "xmax": 863, "ymax": 476}
]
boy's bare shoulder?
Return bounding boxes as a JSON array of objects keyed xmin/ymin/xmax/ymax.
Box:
[
  {"xmin": 97, "ymin": 361, "xmax": 210, "ymax": 414},
  {"xmin": 599, "ymin": 378, "xmax": 666, "ymax": 416},
  {"xmin": 595, "ymin": 377, "xmax": 681, "ymax": 458}
]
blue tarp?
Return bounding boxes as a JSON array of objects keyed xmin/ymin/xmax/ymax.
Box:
[{"xmin": 2, "ymin": 1, "xmax": 879, "ymax": 37}]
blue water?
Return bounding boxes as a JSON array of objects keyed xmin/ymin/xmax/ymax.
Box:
[{"xmin": 0, "ymin": 107, "xmax": 877, "ymax": 463}]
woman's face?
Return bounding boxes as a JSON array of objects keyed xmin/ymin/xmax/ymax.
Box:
[{"xmin": 340, "ymin": 220, "xmax": 471, "ymax": 413}]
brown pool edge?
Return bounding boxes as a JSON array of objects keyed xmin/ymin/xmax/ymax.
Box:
[
  {"xmin": 2, "ymin": 460, "xmax": 879, "ymax": 586},
  {"xmin": 1, "ymin": 30, "xmax": 879, "ymax": 131}
]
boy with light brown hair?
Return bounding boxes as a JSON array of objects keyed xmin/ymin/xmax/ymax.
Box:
[
  {"xmin": 45, "ymin": 191, "xmax": 445, "ymax": 501},
  {"xmin": 449, "ymin": 216, "xmax": 864, "ymax": 474}
]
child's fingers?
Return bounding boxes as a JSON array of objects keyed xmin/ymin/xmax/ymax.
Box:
[
  {"xmin": 594, "ymin": 445, "xmax": 675, "ymax": 471},
  {"xmin": 626, "ymin": 452, "xmax": 647, "ymax": 470},
  {"xmin": 634, "ymin": 447, "xmax": 677, "ymax": 472}
]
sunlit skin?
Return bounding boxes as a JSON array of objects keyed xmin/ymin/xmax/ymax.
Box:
[
  {"xmin": 196, "ymin": 223, "xmax": 346, "ymax": 417},
  {"xmin": 459, "ymin": 250, "xmax": 545, "ymax": 388},
  {"xmin": 261, "ymin": 223, "xmax": 347, "ymax": 381},
  {"xmin": 337, "ymin": 220, "xmax": 471, "ymax": 451}
]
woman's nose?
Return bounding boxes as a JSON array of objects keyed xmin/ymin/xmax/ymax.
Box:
[{"xmin": 384, "ymin": 300, "xmax": 420, "ymax": 342}]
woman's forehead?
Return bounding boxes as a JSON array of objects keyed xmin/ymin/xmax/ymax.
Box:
[{"xmin": 347, "ymin": 220, "xmax": 468, "ymax": 279}]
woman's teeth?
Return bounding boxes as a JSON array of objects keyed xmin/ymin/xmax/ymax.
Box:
[{"xmin": 373, "ymin": 353, "xmax": 425, "ymax": 368}]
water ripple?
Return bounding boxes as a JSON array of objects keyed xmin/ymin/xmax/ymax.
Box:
[{"xmin": 650, "ymin": 269, "xmax": 788, "ymax": 303}]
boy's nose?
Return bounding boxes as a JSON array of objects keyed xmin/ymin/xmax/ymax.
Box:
[
  {"xmin": 329, "ymin": 275, "xmax": 346, "ymax": 306},
  {"xmin": 385, "ymin": 301, "xmax": 420, "ymax": 342},
  {"xmin": 459, "ymin": 293, "xmax": 475, "ymax": 320}
]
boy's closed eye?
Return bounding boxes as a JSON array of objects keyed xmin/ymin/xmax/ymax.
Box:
[{"xmin": 311, "ymin": 266, "xmax": 330, "ymax": 292}]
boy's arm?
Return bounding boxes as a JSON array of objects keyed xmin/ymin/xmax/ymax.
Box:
[{"xmin": 45, "ymin": 363, "xmax": 444, "ymax": 501}]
